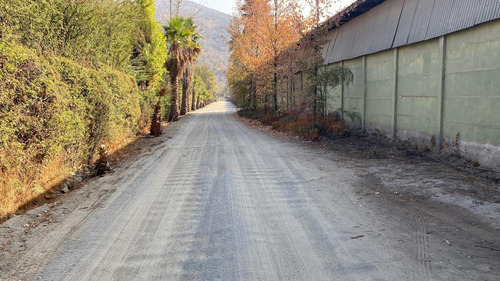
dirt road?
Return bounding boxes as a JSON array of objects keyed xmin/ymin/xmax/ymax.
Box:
[{"xmin": 1, "ymin": 101, "xmax": 499, "ymax": 280}]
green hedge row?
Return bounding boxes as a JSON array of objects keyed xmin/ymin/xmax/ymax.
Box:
[{"xmin": 0, "ymin": 41, "xmax": 148, "ymax": 218}]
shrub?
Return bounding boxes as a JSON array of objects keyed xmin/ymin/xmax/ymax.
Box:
[
  {"xmin": 284, "ymin": 118, "xmax": 318, "ymax": 141},
  {"xmin": 237, "ymin": 109, "xmax": 264, "ymax": 120},
  {"xmin": 0, "ymin": 0, "xmax": 168, "ymax": 221},
  {"xmin": 259, "ymin": 115, "xmax": 279, "ymax": 126},
  {"xmin": 318, "ymin": 115, "xmax": 350, "ymax": 137},
  {"xmin": 295, "ymin": 126, "xmax": 319, "ymax": 141},
  {"xmin": 0, "ymin": 41, "xmax": 142, "ymax": 220}
]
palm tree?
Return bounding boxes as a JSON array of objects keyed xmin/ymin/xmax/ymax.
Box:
[
  {"xmin": 180, "ymin": 18, "xmax": 202, "ymax": 115},
  {"xmin": 164, "ymin": 17, "xmax": 201, "ymax": 121}
]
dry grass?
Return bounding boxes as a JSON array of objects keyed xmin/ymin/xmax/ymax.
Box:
[
  {"xmin": 0, "ymin": 135, "xmax": 138, "ymax": 223},
  {"xmin": 237, "ymin": 110, "xmax": 350, "ymax": 142},
  {"xmin": 283, "ymin": 118, "xmax": 319, "ymax": 141},
  {"xmin": 318, "ymin": 115, "xmax": 350, "ymax": 137}
]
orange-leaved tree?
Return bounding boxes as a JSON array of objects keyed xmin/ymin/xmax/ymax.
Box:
[{"xmin": 228, "ymin": 0, "xmax": 302, "ymax": 112}]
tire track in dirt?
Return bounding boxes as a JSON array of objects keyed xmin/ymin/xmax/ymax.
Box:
[{"xmin": 408, "ymin": 206, "xmax": 432, "ymax": 280}]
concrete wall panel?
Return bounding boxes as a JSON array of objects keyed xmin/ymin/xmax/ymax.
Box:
[
  {"xmin": 365, "ymin": 50, "xmax": 394, "ymax": 131},
  {"xmin": 342, "ymin": 57, "xmax": 364, "ymax": 126},
  {"xmin": 325, "ymin": 63, "xmax": 342, "ymax": 114},
  {"xmin": 443, "ymin": 20, "xmax": 500, "ymax": 146},
  {"xmin": 397, "ymin": 38, "xmax": 440, "ymax": 136}
]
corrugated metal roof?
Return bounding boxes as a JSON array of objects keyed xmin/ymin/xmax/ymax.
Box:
[
  {"xmin": 477, "ymin": 0, "xmax": 500, "ymax": 23},
  {"xmin": 448, "ymin": 0, "xmax": 481, "ymax": 33},
  {"xmin": 392, "ymin": 0, "xmax": 418, "ymax": 47},
  {"xmin": 329, "ymin": 21, "xmax": 357, "ymax": 62},
  {"xmin": 321, "ymin": 0, "xmax": 500, "ymax": 63},
  {"xmin": 350, "ymin": 13, "xmax": 373, "ymax": 60},
  {"xmin": 321, "ymin": 31, "xmax": 335, "ymax": 60},
  {"xmin": 425, "ymin": 0, "xmax": 454, "ymax": 40},
  {"xmin": 326, "ymin": 0, "xmax": 404, "ymax": 64},
  {"xmin": 407, "ymin": 0, "xmax": 435, "ymax": 44},
  {"xmin": 324, "ymin": 29, "xmax": 339, "ymax": 63},
  {"xmin": 378, "ymin": 1, "xmax": 404, "ymax": 50}
]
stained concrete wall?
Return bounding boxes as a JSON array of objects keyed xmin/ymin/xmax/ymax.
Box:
[
  {"xmin": 365, "ymin": 49, "xmax": 395, "ymax": 134},
  {"xmin": 443, "ymin": 22, "xmax": 500, "ymax": 144},
  {"xmin": 325, "ymin": 62, "xmax": 342, "ymax": 115},
  {"xmin": 442, "ymin": 21, "xmax": 500, "ymax": 166},
  {"xmin": 396, "ymin": 38, "xmax": 441, "ymax": 146},
  {"xmin": 320, "ymin": 19, "xmax": 500, "ymax": 169},
  {"xmin": 342, "ymin": 58, "xmax": 364, "ymax": 127}
]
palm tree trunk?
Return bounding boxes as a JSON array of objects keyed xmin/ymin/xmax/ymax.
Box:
[
  {"xmin": 180, "ymin": 70, "xmax": 189, "ymax": 115},
  {"xmin": 150, "ymin": 98, "xmax": 162, "ymax": 136},
  {"xmin": 181, "ymin": 64, "xmax": 195, "ymax": 115},
  {"xmin": 169, "ymin": 77, "xmax": 180, "ymax": 121},
  {"xmin": 191, "ymin": 87, "xmax": 196, "ymax": 111}
]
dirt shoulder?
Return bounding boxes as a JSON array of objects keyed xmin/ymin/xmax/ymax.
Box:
[
  {"xmin": 234, "ymin": 113, "xmax": 500, "ymax": 230},
  {"xmin": 0, "ymin": 115, "xmax": 192, "ymax": 280}
]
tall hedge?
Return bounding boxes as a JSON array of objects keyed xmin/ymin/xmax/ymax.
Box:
[
  {"xmin": 0, "ymin": 41, "xmax": 143, "ymax": 218},
  {"xmin": 0, "ymin": 0, "xmax": 168, "ymax": 219}
]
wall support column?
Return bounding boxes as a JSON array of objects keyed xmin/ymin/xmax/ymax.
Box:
[
  {"xmin": 361, "ymin": 56, "xmax": 367, "ymax": 129},
  {"xmin": 437, "ymin": 36, "xmax": 446, "ymax": 150},
  {"xmin": 392, "ymin": 48, "xmax": 399, "ymax": 139}
]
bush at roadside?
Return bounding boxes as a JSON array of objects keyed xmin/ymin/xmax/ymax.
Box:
[{"xmin": 0, "ymin": 41, "xmax": 144, "ymax": 220}]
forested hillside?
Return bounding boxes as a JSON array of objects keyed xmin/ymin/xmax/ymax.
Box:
[{"xmin": 155, "ymin": 0, "xmax": 231, "ymax": 93}]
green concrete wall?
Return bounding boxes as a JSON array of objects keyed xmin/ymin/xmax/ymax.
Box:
[
  {"xmin": 397, "ymin": 39, "xmax": 441, "ymax": 137},
  {"xmin": 318, "ymin": 19, "xmax": 500, "ymax": 168},
  {"xmin": 443, "ymin": 21, "xmax": 500, "ymax": 146},
  {"xmin": 325, "ymin": 62, "xmax": 342, "ymax": 114},
  {"xmin": 343, "ymin": 57, "xmax": 364, "ymax": 126},
  {"xmin": 365, "ymin": 49, "xmax": 394, "ymax": 132}
]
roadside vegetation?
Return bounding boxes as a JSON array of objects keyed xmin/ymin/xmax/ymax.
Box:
[
  {"xmin": 0, "ymin": 0, "xmax": 217, "ymax": 221},
  {"xmin": 228, "ymin": 0, "xmax": 353, "ymax": 138}
]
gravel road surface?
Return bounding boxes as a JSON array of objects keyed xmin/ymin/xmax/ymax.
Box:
[{"xmin": 2, "ymin": 101, "xmax": 499, "ymax": 281}]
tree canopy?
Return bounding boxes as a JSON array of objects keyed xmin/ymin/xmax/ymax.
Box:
[{"xmin": 227, "ymin": 0, "xmax": 351, "ymax": 120}]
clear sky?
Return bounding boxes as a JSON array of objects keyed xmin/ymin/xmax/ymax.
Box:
[{"xmin": 190, "ymin": 0, "xmax": 356, "ymax": 16}]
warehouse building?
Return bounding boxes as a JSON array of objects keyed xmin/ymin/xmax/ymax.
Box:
[{"xmin": 298, "ymin": 0, "xmax": 500, "ymax": 169}]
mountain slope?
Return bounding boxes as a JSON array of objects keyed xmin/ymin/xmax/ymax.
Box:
[{"xmin": 155, "ymin": 0, "xmax": 231, "ymax": 93}]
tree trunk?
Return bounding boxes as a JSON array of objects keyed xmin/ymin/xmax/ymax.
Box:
[
  {"xmin": 169, "ymin": 77, "xmax": 180, "ymax": 121},
  {"xmin": 252, "ymin": 78, "xmax": 257, "ymax": 110},
  {"xmin": 313, "ymin": 65, "xmax": 318, "ymax": 127},
  {"xmin": 264, "ymin": 95, "xmax": 268, "ymax": 115},
  {"xmin": 273, "ymin": 62, "xmax": 278, "ymax": 114},
  {"xmin": 313, "ymin": 0, "xmax": 320, "ymax": 127},
  {"xmin": 150, "ymin": 99, "xmax": 162, "ymax": 137},
  {"xmin": 196, "ymin": 95, "xmax": 200, "ymax": 109},
  {"xmin": 191, "ymin": 87, "xmax": 196, "ymax": 111},
  {"xmin": 180, "ymin": 68, "xmax": 190, "ymax": 115}
]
